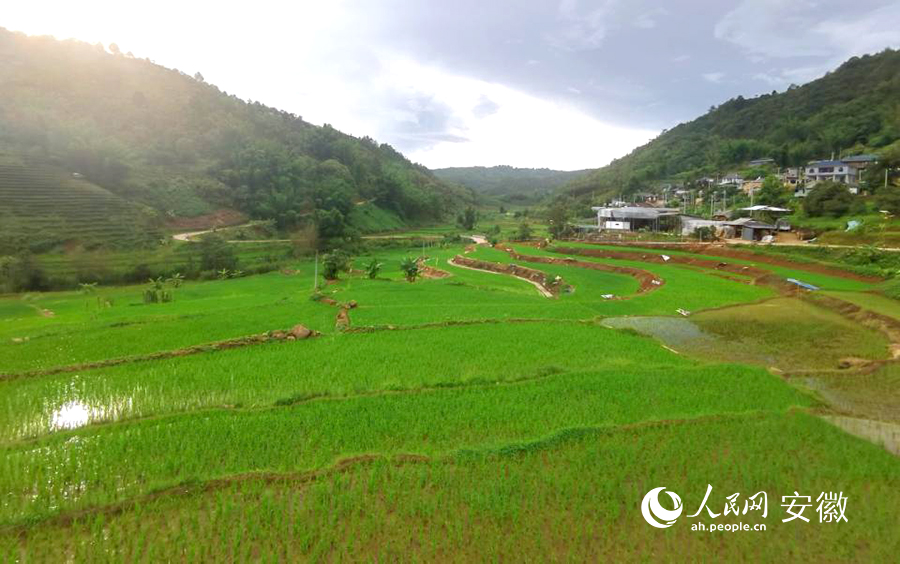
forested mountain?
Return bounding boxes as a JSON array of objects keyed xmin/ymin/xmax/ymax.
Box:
[
  {"xmin": 565, "ymin": 48, "xmax": 900, "ymax": 201},
  {"xmin": 433, "ymin": 166, "xmax": 588, "ymax": 203},
  {"xmin": 0, "ymin": 28, "xmax": 471, "ymax": 252}
]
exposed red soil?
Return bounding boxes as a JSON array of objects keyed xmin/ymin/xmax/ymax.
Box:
[
  {"xmin": 550, "ymin": 245, "xmax": 804, "ymax": 297},
  {"xmin": 497, "ymin": 244, "xmax": 663, "ymax": 295},
  {"xmin": 335, "ymin": 307, "xmax": 351, "ymax": 331},
  {"xmin": 594, "ymin": 242, "xmax": 881, "ymax": 283},
  {"xmin": 165, "ymin": 209, "xmax": 248, "ymax": 231},
  {"xmin": 420, "ymin": 265, "xmax": 451, "ymax": 279}
]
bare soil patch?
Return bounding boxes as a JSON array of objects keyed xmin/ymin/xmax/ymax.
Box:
[
  {"xmin": 594, "ymin": 242, "xmax": 881, "ymax": 283},
  {"xmin": 165, "ymin": 209, "xmax": 248, "ymax": 231},
  {"xmin": 499, "ymin": 244, "xmax": 663, "ymax": 294}
]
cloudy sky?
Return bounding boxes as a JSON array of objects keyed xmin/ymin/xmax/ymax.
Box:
[{"xmin": 5, "ymin": 1, "xmax": 900, "ymax": 170}]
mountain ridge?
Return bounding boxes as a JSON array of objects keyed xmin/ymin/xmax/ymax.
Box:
[
  {"xmin": 563, "ymin": 48, "xmax": 900, "ymax": 201},
  {"xmin": 0, "ymin": 27, "xmax": 471, "ymax": 252},
  {"xmin": 433, "ymin": 165, "xmax": 589, "ymax": 204}
]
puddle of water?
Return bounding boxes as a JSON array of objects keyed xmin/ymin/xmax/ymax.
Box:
[
  {"xmin": 38, "ymin": 378, "xmax": 136, "ymax": 435},
  {"xmin": 602, "ymin": 315, "xmax": 783, "ymax": 367},
  {"xmin": 50, "ymin": 400, "xmax": 92, "ymax": 430},
  {"xmin": 602, "ymin": 316, "xmax": 718, "ymax": 351}
]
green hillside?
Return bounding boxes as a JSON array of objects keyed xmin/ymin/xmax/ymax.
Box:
[
  {"xmin": 434, "ymin": 165, "xmax": 588, "ymax": 203},
  {"xmin": 0, "ymin": 154, "xmax": 161, "ymax": 253},
  {"xmin": 0, "ymin": 28, "xmax": 471, "ymax": 252},
  {"xmin": 566, "ymin": 49, "xmax": 900, "ymax": 200}
]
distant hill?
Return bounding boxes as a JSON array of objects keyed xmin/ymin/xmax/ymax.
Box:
[
  {"xmin": 565, "ymin": 49, "xmax": 900, "ymax": 201},
  {"xmin": 0, "ymin": 28, "xmax": 471, "ymax": 253},
  {"xmin": 434, "ymin": 166, "xmax": 588, "ymax": 203}
]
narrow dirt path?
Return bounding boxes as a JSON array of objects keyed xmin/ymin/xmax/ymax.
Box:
[
  {"xmin": 447, "ymin": 257, "xmax": 553, "ymax": 298},
  {"xmin": 499, "ymin": 244, "xmax": 665, "ymax": 295},
  {"xmin": 171, "ymin": 227, "xmax": 220, "ymax": 242},
  {"xmin": 582, "ymin": 242, "xmax": 880, "ymax": 282}
]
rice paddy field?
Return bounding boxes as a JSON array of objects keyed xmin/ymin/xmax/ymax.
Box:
[{"xmin": 1, "ymin": 237, "xmax": 899, "ymax": 561}]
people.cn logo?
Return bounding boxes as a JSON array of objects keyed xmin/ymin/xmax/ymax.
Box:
[{"xmin": 641, "ymin": 486, "xmax": 683, "ymax": 528}]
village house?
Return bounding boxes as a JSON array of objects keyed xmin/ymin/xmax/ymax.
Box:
[
  {"xmin": 592, "ymin": 206, "xmax": 681, "ymax": 232},
  {"xmin": 780, "ymin": 167, "xmax": 801, "ymax": 188},
  {"xmin": 842, "ymin": 154, "xmax": 878, "ymax": 176},
  {"xmin": 722, "ymin": 217, "xmax": 777, "ymax": 241},
  {"xmin": 741, "ymin": 177, "xmax": 764, "ymax": 195},
  {"xmin": 805, "ymin": 160, "xmax": 859, "ymax": 191},
  {"xmin": 719, "ymin": 174, "xmax": 743, "ymax": 187}
]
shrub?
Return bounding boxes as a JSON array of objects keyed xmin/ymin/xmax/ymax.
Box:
[
  {"xmin": 322, "ymin": 250, "xmax": 351, "ymax": 280},
  {"xmin": 804, "ymin": 182, "xmax": 854, "ymax": 217}
]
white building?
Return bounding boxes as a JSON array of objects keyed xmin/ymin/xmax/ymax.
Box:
[
  {"xmin": 719, "ymin": 174, "xmax": 743, "ymax": 187},
  {"xmin": 805, "ymin": 160, "xmax": 858, "ymax": 187},
  {"xmin": 592, "ymin": 206, "xmax": 681, "ymax": 231}
]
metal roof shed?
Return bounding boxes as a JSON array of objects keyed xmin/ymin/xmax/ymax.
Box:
[{"xmin": 724, "ymin": 218, "xmax": 777, "ymax": 241}]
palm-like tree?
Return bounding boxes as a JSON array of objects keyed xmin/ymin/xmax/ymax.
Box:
[
  {"xmin": 78, "ymin": 282, "xmax": 98, "ymax": 295},
  {"xmin": 400, "ymin": 257, "xmax": 419, "ymax": 283},
  {"xmin": 366, "ymin": 258, "xmax": 383, "ymax": 279}
]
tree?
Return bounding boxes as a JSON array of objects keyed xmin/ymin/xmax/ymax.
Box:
[
  {"xmin": 399, "ymin": 257, "xmax": 419, "ymax": 282},
  {"xmin": 546, "ymin": 204, "xmax": 571, "ymax": 239},
  {"xmin": 457, "ymin": 206, "xmax": 477, "ymax": 230},
  {"xmin": 322, "ymin": 250, "xmax": 351, "ymax": 280},
  {"xmin": 197, "ymin": 234, "xmax": 238, "ymax": 272},
  {"xmin": 516, "ymin": 222, "xmax": 533, "ymax": 241},
  {"xmin": 875, "ymin": 190, "xmax": 900, "ymax": 214},
  {"xmin": 804, "ymin": 181, "xmax": 853, "ymax": 217},
  {"xmin": 756, "ymin": 175, "xmax": 789, "ymax": 206},
  {"xmin": 315, "ymin": 208, "xmax": 346, "ymax": 242},
  {"xmin": 143, "ymin": 276, "xmax": 172, "ymax": 303},
  {"xmin": 193, "ymin": 72, "xmax": 205, "ymax": 82}
]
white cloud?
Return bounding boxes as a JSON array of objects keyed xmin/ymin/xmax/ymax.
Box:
[
  {"xmin": 548, "ymin": 0, "xmax": 618, "ymax": 51},
  {"xmin": 716, "ymin": 0, "xmax": 900, "ymax": 64},
  {"xmin": 634, "ymin": 8, "xmax": 668, "ymax": 29},
  {"xmin": 373, "ymin": 56, "xmax": 657, "ymax": 169},
  {"xmin": 3, "ymin": 0, "xmax": 899, "ymax": 170}
]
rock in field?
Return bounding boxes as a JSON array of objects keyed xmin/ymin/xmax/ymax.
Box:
[{"xmin": 290, "ymin": 324, "xmax": 313, "ymax": 339}]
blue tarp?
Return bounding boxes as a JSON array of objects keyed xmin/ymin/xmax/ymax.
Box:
[{"xmin": 786, "ymin": 278, "xmax": 820, "ymax": 291}]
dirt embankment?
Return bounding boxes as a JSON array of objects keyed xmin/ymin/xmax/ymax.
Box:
[
  {"xmin": 450, "ymin": 255, "xmax": 560, "ymax": 297},
  {"xmin": 1, "ymin": 324, "xmax": 318, "ymax": 381},
  {"xmin": 497, "ymin": 244, "xmax": 663, "ymax": 294},
  {"xmin": 801, "ymin": 293, "xmax": 900, "ymax": 369},
  {"xmin": 551, "ymin": 245, "xmax": 803, "ymax": 296},
  {"xmin": 418, "ymin": 258, "xmax": 451, "ymax": 279},
  {"xmin": 314, "ymin": 294, "xmax": 357, "ymax": 330},
  {"xmin": 596, "ymin": 242, "xmax": 882, "ymax": 283}
]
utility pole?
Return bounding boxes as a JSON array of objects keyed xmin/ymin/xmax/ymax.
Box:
[{"xmin": 313, "ymin": 250, "xmax": 318, "ymax": 291}]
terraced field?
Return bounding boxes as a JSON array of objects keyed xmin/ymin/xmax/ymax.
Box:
[
  {"xmin": 1, "ymin": 239, "xmax": 898, "ymax": 560},
  {"xmin": 0, "ymin": 159, "xmax": 161, "ymax": 251}
]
